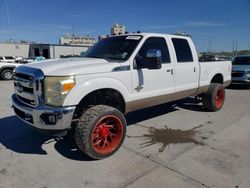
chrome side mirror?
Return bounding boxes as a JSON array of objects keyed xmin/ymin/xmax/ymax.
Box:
[{"xmin": 146, "ymin": 49, "xmax": 162, "ymax": 69}]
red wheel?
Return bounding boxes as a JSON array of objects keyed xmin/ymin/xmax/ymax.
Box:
[
  {"xmin": 75, "ymin": 105, "xmax": 126, "ymax": 159},
  {"xmin": 91, "ymin": 115, "xmax": 124, "ymax": 155},
  {"xmin": 202, "ymin": 83, "xmax": 225, "ymax": 111},
  {"xmin": 214, "ymin": 87, "xmax": 225, "ymax": 109}
]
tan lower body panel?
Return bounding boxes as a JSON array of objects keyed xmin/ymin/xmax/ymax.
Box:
[
  {"xmin": 125, "ymin": 80, "xmax": 231, "ymax": 114},
  {"xmin": 125, "ymin": 88, "xmax": 197, "ymax": 113}
]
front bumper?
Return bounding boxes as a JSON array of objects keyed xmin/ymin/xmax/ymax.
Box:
[{"xmin": 12, "ymin": 94, "xmax": 76, "ymax": 134}]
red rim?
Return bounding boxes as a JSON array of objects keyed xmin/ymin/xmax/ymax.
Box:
[
  {"xmin": 91, "ymin": 115, "xmax": 124, "ymax": 155},
  {"xmin": 214, "ymin": 87, "xmax": 225, "ymax": 109}
]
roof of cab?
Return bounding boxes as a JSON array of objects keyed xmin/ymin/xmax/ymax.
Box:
[{"xmin": 111, "ymin": 32, "xmax": 191, "ymax": 39}]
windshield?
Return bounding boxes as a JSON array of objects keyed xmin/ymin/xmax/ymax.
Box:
[
  {"xmin": 84, "ymin": 35, "xmax": 142, "ymax": 61},
  {"xmin": 232, "ymin": 56, "xmax": 250, "ymax": 65}
]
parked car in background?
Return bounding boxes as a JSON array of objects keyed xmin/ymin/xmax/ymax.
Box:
[
  {"xmin": 20, "ymin": 56, "xmax": 46, "ymax": 64},
  {"xmin": 60, "ymin": 54, "xmax": 81, "ymax": 58},
  {"xmin": 0, "ymin": 56, "xmax": 46, "ymax": 80},
  {"xmin": 0, "ymin": 56, "xmax": 16, "ymax": 63},
  {"xmin": 199, "ymin": 54, "xmax": 219, "ymax": 62},
  {"xmin": 14, "ymin": 56, "xmax": 23, "ymax": 63},
  {"xmin": 0, "ymin": 61, "xmax": 21, "ymax": 80},
  {"xmin": 199, "ymin": 54, "xmax": 230, "ymax": 62},
  {"xmin": 231, "ymin": 55, "xmax": 250, "ymax": 85}
]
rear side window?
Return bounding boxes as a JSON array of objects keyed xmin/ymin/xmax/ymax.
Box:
[
  {"xmin": 0, "ymin": 57, "xmax": 3, "ymax": 60},
  {"xmin": 172, "ymin": 38, "xmax": 193, "ymax": 62}
]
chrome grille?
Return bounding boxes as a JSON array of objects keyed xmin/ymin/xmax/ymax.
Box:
[{"xmin": 14, "ymin": 72, "xmax": 36, "ymax": 106}]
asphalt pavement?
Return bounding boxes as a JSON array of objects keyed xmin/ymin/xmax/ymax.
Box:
[{"xmin": 0, "ymin": 80, "xmax": 250, "ymax": 188}]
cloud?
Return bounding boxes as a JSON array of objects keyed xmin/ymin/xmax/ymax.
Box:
[
  {"xmin": 18, "ymin": 23, "xmax": 72, "ymax": 32},
  {"xmin": 142, "ymin": 25, "xmax": 178, "ymax": 30},
  {"xmin": 185, "ymin": 21, "xmax": 227, "ymax": 27}
]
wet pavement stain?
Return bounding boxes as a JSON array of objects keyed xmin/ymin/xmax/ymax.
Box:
[
  {"xmin": 0, "ymin": 168, "xmax": 7, "ymax": 175},
  {"xmin": 127, "ymin": 124, "xmax": 205, "ymax": 152}
]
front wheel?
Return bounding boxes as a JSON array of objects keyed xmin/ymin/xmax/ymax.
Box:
[
  {"xmin": 202, "ymin": 83, "xmax": 225, "ymax": 111},
  {"xmin": 74, "ymin": 105, "xmax": 127, "ymax": 159},
  {"xmin": 1, "ymin": 69, "xmax": 14, "ymax": 80}
]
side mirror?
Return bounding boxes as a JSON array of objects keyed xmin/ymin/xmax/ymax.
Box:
[{"xmin": 146, "ymin": 49, "xmax": 162, "ymax": 69}]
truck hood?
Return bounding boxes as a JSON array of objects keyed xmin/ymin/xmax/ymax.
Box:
[
  {"xmin": 23, "ymin": 58, "xmax": 122, "ymax": 76},
  {"xmin": 232, "ymin": 65, "xmax": 250, "ymax": 72}
]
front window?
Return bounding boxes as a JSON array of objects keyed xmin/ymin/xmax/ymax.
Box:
[
  {"xmin": 84, "ymin": 35, "xmax": 142, "ymax": 61},
  {"xmin": 135, "ymin": 37, "xmax": 171, "ymax": 68},
  {"xmin": 232, "ymin": 56, "xmax": 250, "ymax": 65}
]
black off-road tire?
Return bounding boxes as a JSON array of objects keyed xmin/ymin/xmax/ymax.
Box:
[
  {"xmin": 74, "ymin": 105, "xmax": 127, "ymax": 160},
  {"xmin": 202, "ymin": 83, "xmax": 225, "ymax": 112},
  {"xmin": 1, "ymin": 69, "xmax": 14, "ymax": 80}
]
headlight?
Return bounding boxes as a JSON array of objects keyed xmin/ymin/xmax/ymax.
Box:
[{"xmin": 44, "ymin": 76, "xmax": 75, "ymax": 107}]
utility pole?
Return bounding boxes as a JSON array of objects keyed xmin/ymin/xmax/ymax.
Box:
[
  {"xmin": 6, "ymin": 3, "xmax": 12, "ymax": 42},
  {"xmin": 235, "ymin": 40, "xmax": 238, "ymax": 56},
  {"xmin": 72, "ymin": 24, "xmax": 75, "ymax": 55},
  {"xmin": 207, "ymin": 36, "xmax": 212, "ymax": 54},
  {"xmin": 232, "ymin": 40, "xmax": 235, "ymax": 56}
]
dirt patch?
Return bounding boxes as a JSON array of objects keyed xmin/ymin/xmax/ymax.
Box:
[
  {"xmin": 0, "ymin": 168, "xmax": 7, "ymax": 175},
  {"xmin": 127, "ymin": 124, "xmax": 205, "ymax": 152}
]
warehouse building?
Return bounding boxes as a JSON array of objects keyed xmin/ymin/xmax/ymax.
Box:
[
  {"xmin": 59, "ymin": 33, "xmax": 96, "ymax": 47},
  {"xmin": 0, "ymin": 42, "xmax": 89, "ymax": 59}
]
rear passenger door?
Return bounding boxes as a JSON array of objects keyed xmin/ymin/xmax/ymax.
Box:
[{"xmin": 172, "ymin": 38, "xmax": 199, "ymax": 98}]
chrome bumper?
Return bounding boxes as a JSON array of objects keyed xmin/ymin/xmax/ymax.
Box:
[{"xmin": 12, "ymin": 94, "xmax": 76, "ymax": 133}]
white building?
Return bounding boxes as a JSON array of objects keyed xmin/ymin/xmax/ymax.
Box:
[
  {"xmin": 0, "ymin": 42, "xmax": 89, "ymax": 59},
  {"xmin": 111, "ymin": 24, "xmax": 125, "ymax": 36},
  {"xmin": 59, "ymin": 34, "xmax": 96, "ymax": 47}
]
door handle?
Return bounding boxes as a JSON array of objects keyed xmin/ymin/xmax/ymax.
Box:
[{"xmin": 166, "ymin": 69, "xmax": 174, "ymax": 75}]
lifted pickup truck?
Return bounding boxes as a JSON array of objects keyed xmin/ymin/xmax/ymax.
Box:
[{"xmin": 12, "ymin": 33, "xmax": 231, "ymax": 159}]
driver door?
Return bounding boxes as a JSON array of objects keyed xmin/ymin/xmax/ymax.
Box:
[{"xmin": 130, "ymin": 37, "xmax": 175, "ymax": 110}]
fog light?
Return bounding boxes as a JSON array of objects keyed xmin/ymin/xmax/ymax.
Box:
[{"xmin": 40, "ymin": 113, "xmax": 57, "ymax": 125}]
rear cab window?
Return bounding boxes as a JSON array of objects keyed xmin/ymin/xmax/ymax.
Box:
[{"xmin": 172, "ymin": 38, "xmax": 193, "ymax": 63}]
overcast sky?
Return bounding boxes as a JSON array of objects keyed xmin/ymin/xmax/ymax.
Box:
[{"xmin": 0, "ymin": 0, "xmax": 249, "ymax": 52}]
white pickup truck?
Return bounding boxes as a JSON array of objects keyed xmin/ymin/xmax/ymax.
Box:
[{"xmin": 12, "ymin": 33, "xmax": 231, "ymax": 159}]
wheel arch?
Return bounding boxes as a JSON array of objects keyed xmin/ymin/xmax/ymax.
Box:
[
  {"xmin": 0, "ymin": 65, "xmax": 16, "ymax": 73},
  {"xmin": 210, "ymin": 73, "xmax": 224, "ymax": 84},
  {"xmin": 63, "ymin": 78, "xmax": 130, "ymax": 113}
]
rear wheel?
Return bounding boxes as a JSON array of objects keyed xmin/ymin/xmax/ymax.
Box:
[
  {"xmin": 74, "ymin": 105, "xmax": 126, "ymax": 159},
  {"xmin": 202, "ymin": 83, "xmax": 225, "ymax": 111},
  {"xmin": 1, "ymin": 69, "xmax": 13, "ymax": 80}
]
